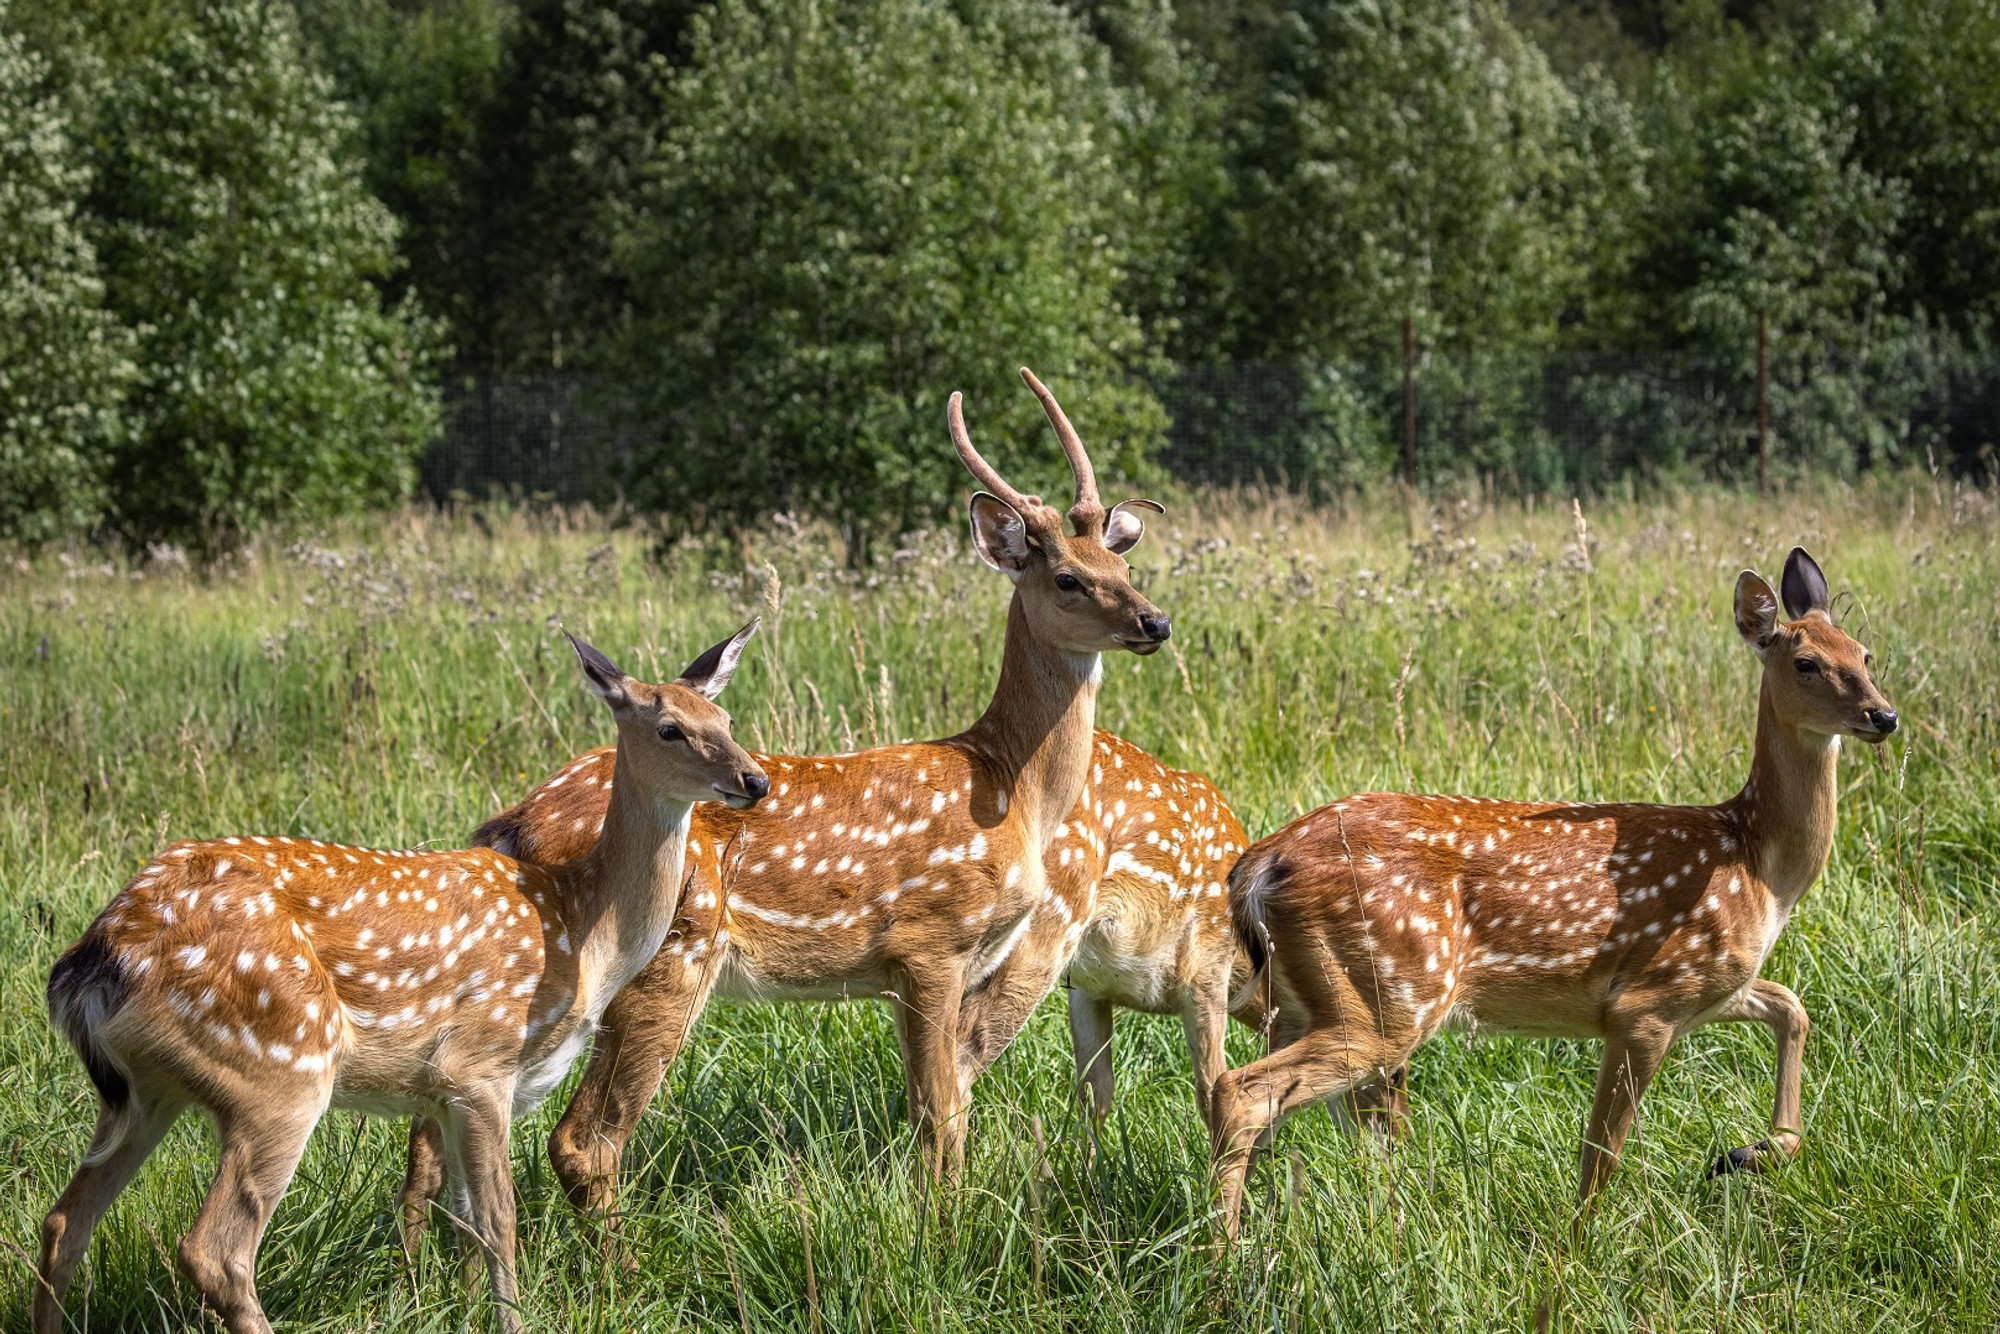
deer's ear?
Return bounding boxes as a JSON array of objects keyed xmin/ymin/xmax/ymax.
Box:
[
  {"xmin": 968, "ymin": 492, "xmax": 1031, "ymax": 576},
  {"xmin": 1103, "ymin": 498, "xmax": 1162, "ymax": 556},
  {"xmin": 675, "ymin": 618, "xmax": 759, "ymax": 701},
  {"xmin": 568, "ymin": 633, "xmax": 630, "ymax": 707},
  {"xmin": 1781, "ymin": 547, "xmax": 1830, "ymax": 620},
  {"xmin": 1734, "ymin": 571, "xmax": 1783, "ymax": 659}
]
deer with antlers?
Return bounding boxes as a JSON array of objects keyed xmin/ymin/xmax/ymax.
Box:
[
  {"xmin": 395, "ymin": 370, "xmax": 1188, "ymax": 1230},
  {"xmin": 398, "ymin": 728, "xmax": 1251, "ymax": 1242},
  {"xmin": 1211, "ymin": 548, "xmax": 1897, "ymax": 1236},
  {"xmin": 35, "ymin": 629, "xmax": 768, "ymax": 1334}
]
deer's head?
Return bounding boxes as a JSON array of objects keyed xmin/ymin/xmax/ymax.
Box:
[
  {"xmin": 1734, "ymin": 547, "xmax": 1897, "ymax": 744},
  {"xmin": 951, "ymin": 369, "xmax": 1171, "ymax": 656},
  {"xmin": 568, "ymin": 624, "xmax": 771, "ymax": 806}
]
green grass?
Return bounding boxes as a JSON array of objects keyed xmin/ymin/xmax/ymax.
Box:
[{"xmin": 3, "ymin": 477, "xmax": 1997, "ymax": 1331}]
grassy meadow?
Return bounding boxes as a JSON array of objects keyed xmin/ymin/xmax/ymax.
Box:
[{"xmin": 2, "ymin": 477, "xmax": 1997, "ymax": 1331}]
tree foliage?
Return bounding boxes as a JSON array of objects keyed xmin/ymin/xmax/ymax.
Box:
[
  {"xmin": 85, "ymin": 0, "xmax": 443, "ymax": 550},
  {"xmin": 1213, "ymin": 0, "xmax": 1644, "ymax": 361},
  {"xmin": 609, "ymin": 0, "xmax": 1165, "ymax": 542},
  {"xmin": 6, "ymin": 0, "xmax": 2000, "ymax": 549},
  {"xmin": 0, "ymin": 9, "xmax": 131, "ymax": 545},
  {"xmin": 293, "ymin": 0, "xmax": 504, "ymax": 358}
]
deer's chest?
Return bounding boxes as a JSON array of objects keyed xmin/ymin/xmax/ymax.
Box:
[{"xmin": 512, "ymin": 1000, "xmax": 593, "ymax": 1115}]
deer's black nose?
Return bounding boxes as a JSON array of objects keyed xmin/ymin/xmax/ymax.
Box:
[
  {"xmin": 742, "ymin": 772, "xmax": 771, "ymax": 801},
  {"xmin": 1139, "ymin": 612, "xmax": 1171, "ymax": 642},
  {"xmin": 1867, "ymin": 708, "xmax": 1898, "ymax": 735}
]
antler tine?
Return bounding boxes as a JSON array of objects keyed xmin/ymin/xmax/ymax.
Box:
[
  {"xmin": 948, "ymin": 391, "xmax": 1034, "ymax": 513},
  {"xmin": 1019, "ymin": 367, "xmax": 1102, "ymax": 529}
]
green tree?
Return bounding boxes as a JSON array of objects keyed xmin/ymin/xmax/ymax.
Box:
[
  {"xmin": 456, "ymin": 0, "xmax": 702, "ymax": 372},
  {"xmin": 1831, "ymin": 0, "xmax": 2000, "ymax": 339},
  {"xmin": 88, "ymin": 0, "xmax": 443, "ymax": 550},
  {"xmin": 1623, "ymin": 23, "xmax": 1920, "ymax": 473},
  {"xmin": 0, "ymin": 10, "xmax": 132, "ymax": 545},
  {"xmin": 293, "ymin": 0, "xmax": 505, "ymax": 359},
  {"xmin": 611, "ymin": 0, "xmax": 1165, "ymax": 546},
  {"xmin": 1217, "ymin": 0, "xmax": 1637, "ymax": 362}
]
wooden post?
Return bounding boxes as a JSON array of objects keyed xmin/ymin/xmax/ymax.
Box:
[
  {"xmin": 1403, "ymin": 314, "xmax": 1416, "ymax": 488},
  {"xmin": 1756, "ymin": 307, "xmax": 1769, "ymax": 497}
]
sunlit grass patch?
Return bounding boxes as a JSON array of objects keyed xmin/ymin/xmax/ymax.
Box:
[{"xmin": 2, "ymin": 476, "xmax": 1996, "ymax": 1330}]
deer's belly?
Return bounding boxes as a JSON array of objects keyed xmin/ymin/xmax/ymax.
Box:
[
  {"xmin": 1441, "ymin": 986, "xmax": 1612, "ymax": 1040},
  {"xmin": 1067, "ymin": 923, "xmax": 1190, "ymax": 1013},
  {"xmin": 1440, "ymin": 1004, "xmax": 1605, "ymax": 1040},
  {"xmin": 711, "ymin": 949, "xmax": 892, "ymax": 1003},
  {"xmin": 329, "ymin": 1083, "xmax": 439, "ymax": 1118}
]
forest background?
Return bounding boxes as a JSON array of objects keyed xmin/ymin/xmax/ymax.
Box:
[{"xmin": 4, "ymin": 0, "xmax": 1999, "ymax": 553}]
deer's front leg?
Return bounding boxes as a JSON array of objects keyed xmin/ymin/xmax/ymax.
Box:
[
  {"xmin": 956, "ymin": 914, "xmax": 1070, "ymax": 1095},
  {"xmin": 894, "ymin": 963, "xmax": 970, "ymax": 1181},
  {"xmin": 1706, "ymin": 977, "xmax": 1810, "ymax": 1176},
  {"xmin": 1335, "ymin": 1065, "xmax": 1410, "ymax": 1141},
  {"xmin": 549, "ymin": 935, "xmax": 720, "ymax": 1222},
  {"xmin": 1577, "ymin": 1017, "xmax": 1675, "ymax": 1205},
  {"xmin": 1068, "ymin": 987, "xmax": 1117, "ymax": 1129}
]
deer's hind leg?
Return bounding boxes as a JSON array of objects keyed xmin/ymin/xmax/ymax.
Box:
[
  {"xmin": 1211, "ymin": 1028, "xmax": 1408, "ymax": 1238},
  {"xmin": 399, "ymin": 1116, "xmax": 449, "ymax": 1261},
  {"xmin": 35, "ymin": 1092, "xmax": 186, "ymax": 1334},
  {"xmin": 176, "ymin": 1083, "xmax": 330, "ymax": 1334},
  {"xmin": 441, "ymin": 1087, "xmax": 524, "ymax": 1334}
]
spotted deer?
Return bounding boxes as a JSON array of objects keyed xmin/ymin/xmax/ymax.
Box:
[
  {"xmin": 34, "ymin": 629, "xmax": 768, "ymax": 1334},
  {"xmin": 398, "ymin": 727, "xmax": 1250, "ymax": 1244},
  {"xmin": 395, "ymin": 370, "xmax": 1172, "ymax": 1227},
  {"xmin": 1211, "ymin": 548, "xmax": 1897, "ymax": 1236}
]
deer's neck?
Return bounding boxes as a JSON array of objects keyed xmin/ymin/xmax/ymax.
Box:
[
  {"xmin": 1732, "ymin": 678, "xmax": 1841, "ymax": 908},
  {"xmin": 961, "ymin": 594, "xmax": 1102, "ymax": 849},
  {"xmin": 564, "ymin": 745, "xmax": 694, "ymax": 1013}
]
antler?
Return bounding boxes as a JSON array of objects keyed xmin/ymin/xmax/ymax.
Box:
[
  {"xmin": 1019, "ymin": 367, "xmax": 1104, "ymax": 534},
  {"xmin": 948, "ymin": 390, "xmax": 1039, "ymax": 515}
]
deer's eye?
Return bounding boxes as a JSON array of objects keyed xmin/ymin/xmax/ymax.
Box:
[
  {"xmin": 1794, "ymin": 658, "xmax": 1821, "ymax": 675},
  {"xmin": 1864, "ymin": 652, "xmax": 1873, "ymax": 668},
  {"xmin": 658, "ymin": 724, "xmax": 685, "ymax": 743},
  {"xmin": 1054, "ymin": 572, "xmax": 1082, "ymax": 592}
]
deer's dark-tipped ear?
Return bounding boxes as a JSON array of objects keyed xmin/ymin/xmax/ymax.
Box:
[
  {"xmin": 1103, "ymin": 498, "xmax": 1162, "ymax": 556},
  {"xmin": 968, "ymin": 492, "xmax": 1031, "ymax": 575},
  {"xmin": 1733, "ymin": 571, "xmax": 1783, "ymax": 659},
  {"xmin": 1781, "ymin": 547, "xmax": 1830, "ymax": 620},
  {"xmin": 568, "ymin": 632, "xmax": 629, "ymax": 706},
  {"xmin": 676, "ymin": 618, "xmax": 759, "ymax": 701}
]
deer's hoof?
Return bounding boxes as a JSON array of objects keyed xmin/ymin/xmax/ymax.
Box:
[{"xmin": 1708, "ymin": 1140, "xmax": 1771, "ymax": 1178}]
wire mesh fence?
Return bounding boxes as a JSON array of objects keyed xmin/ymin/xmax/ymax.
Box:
[
  {"xmin": 420, "ymin": 352, "xmax": 2000, "ymax": 508},
  {"xmin": 420, "ymin": 376, "xmax": 641, "ymax": 506}
]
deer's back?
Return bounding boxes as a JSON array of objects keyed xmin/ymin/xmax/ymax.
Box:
[
  {"xmin": 484, "ymin": 732, "xmax": 1253, "ymax": 1008},
  {"xmin": 60, "ymin": 836, "xmax": 563, "ymax": 1113},
  {"xmin": 1242, "ymin": 793, "xmax": 1776, "ymax": 1041}
]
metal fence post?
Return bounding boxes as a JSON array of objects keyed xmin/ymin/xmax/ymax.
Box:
[
  {"xmin": 1757, "ymin": 307, "xmax": 1769, "ymax": 497},
  {"xmin": 1403, "ymin": 314, "xmax": 1416, "ymax": 489}
]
